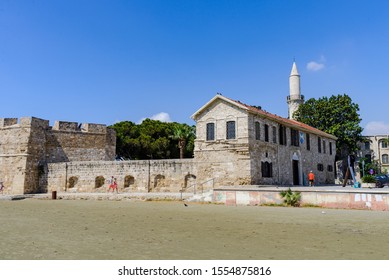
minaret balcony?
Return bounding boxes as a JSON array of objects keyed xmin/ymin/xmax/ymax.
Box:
[{"xmin": 287, "ymin": 95, "xmax": 305, "ymax": 102}]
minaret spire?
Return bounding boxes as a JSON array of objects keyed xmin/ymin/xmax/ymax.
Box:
[{"xmin": 287, "ymin": 61, "xmax": 304, "ymax": 119}]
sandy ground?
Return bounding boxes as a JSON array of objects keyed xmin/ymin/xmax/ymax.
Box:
[{"xmin": 1, "ymin": 198, "xmax": 389, "ymax": 260}]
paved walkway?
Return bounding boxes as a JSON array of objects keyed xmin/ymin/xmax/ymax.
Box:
[{"xmin": 1, "ymin": 184, "xmax": 388, "ymax": 201}]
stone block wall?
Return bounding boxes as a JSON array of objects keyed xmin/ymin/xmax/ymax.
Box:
[
  {"xmin": 0, "ymin": 117, "xmax": 116, "ymax": 195},
  {"xmin": 193, "ymin": 97, "xmax": 337, "ymax": 187},
  {"xmin": 0, "ymin": 117, "xmax": 46, "ymax": 194},
  {"xmin": 194, "ymin": 99, "xmax": 252, "ymax": 186},
  {"xmin": 47, "ymin": 159, "xmax": 197, "ymax": 193}
]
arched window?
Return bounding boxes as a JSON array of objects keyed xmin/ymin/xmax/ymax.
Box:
[
  {"xmin": 382, "ymin": 154, "xmax": 389, "ymax": 164},
  {"xmin": 206, "ymin": 123, "xmax": 215, "ymax": 141},
  {"xmin": 255, "ymin": 121, "xmax": 260, "ymax": 140},
  {"xmin": 226, "ymin": 121, "xmax": 236, "ymax": 139}
]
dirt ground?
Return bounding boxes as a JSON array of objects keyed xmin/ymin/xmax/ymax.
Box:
[{"xmin": 1, "ymin": 198, "xmax": 389, "ymax": 260}]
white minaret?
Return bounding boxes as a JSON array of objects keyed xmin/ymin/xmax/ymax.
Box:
[{"xmin": 287, "ymin": 62, "xmax": 304, "ymax": 119}]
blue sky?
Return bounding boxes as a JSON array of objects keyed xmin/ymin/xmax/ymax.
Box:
[{"xmin": 1, "ymin": 0, "xmax": 388, "ymax": 135}]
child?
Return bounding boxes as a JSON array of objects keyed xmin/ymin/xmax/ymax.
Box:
[{"xmin": 108, "ymin": 177, "xmax": 118, "ymax": 193}]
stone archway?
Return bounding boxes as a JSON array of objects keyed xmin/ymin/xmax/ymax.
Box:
[
  {"xmin": 124, "ymin": 175, "xmax": 135, "ymax": 191},
  {"xmin": 68, "ymin": 176, "xmax": 78, "ymax": 190},
  {"xmin": 184, "ymin": 174, "xmax": 196, "ymax": 190},
  {"xmin": 95, "ymin": 176, "xmax": 105, "ymax": 189},
  {"xmin": 153, "ymin": 174, "xmax": 165, "ymax": 192},
  {"xmin": 292, "ymin": 152, "xmax": 302, "ymax": 185}
]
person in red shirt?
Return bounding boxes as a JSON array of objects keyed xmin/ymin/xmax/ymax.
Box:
[
  {"xmin": 308, "ymin": 171, "xmax": 315, "ymax": 186},
  {"xmin": 108, "ymin": 176, "xmax": 118, "ymax": 193}
]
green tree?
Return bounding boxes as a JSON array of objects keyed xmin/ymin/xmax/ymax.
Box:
[
  {"xmin": 110, "ymin": 119, "xmax": 195, "ymax": 160},
  {"xmin": 170, "ymin": 124, "xmax": 196, "ymax": 159},
  {"xmin": 293, "ymin": 94, "xmax": 363, "ymax": 160}
]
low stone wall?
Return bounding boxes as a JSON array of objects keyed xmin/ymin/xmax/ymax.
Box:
[
  {"xmin": 213, "ymin": 186, "xmax": 389, "ymax": 211},
  {"xmin": 47, "ymin": 159, "xmax": 197, "ymax": 193}
]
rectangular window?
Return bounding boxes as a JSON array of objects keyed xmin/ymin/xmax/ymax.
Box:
[
  {"xmin": 364, "ymin": 142, "xmax": 370, "ymax": 150},
  {"xmin": 317, "ymin": 163, "xmax": 324, "ymax": 171},
  {"xmin": 327, "ymin": 165, "xmax": 333, "ymax": 172},
  {"xmin": 318, "ymin": 137, "xmax": 322, "ymax": 153},
  {"xmin": 255, "ymin": 121, "xmax": 260, "ymax": 140},
  {"xmin": 226, "ymin": 121, "xmax": 236, "ymax": 140},
  {"xmin": 272, "ymin": 126, "xmax": 277, "ymax": 143},
  {"xmin": 306, "ymin": 133, "xmax": 311, "ymax": 151},
  {"xmin": 279, "ymin": 125, "xmax": 287, "ymax": 145},
  {"xmin": 323, "ymin": 140, "xmax": 326, "ymax": 154},
  {"xmin": 206, "ymin": 123, "xmax": 215, "ymax": 141},
  {"xmin": 291, "ymin": 128, "xmax": 299, "ymax": 146},
  {"xmin": 261, "ymin": 161, "xmax": 273, "ymax": 178},
  {"xmin": 382, "ymin": 141, "xmax": 388, "ymax": 148},
  {"xmin": 329, "ymin": 142, "xmax": 332, "ymax": 155},
  {"xmin": 382, "ymin": 154, "xmax": 388, "ymax": 164},
  {"xmin": 264, "ymin": 124, "xmax": 269, "ymax": 142}
]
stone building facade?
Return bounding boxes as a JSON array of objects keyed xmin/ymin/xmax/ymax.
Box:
[
  {"xmin": 357, "ymin": 135, "xmax": 389, "ymax": 174},
  {"xmin": 192, "ymin": 94, "xmax": 337, "ymax": 186}
]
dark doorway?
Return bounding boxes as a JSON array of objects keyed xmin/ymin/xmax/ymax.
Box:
[{"xmin": 292, "ymin": 160, "xmax": 299, "ymax": 185}]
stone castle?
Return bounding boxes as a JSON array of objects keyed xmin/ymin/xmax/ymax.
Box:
[
  {"xmin": 1, "ymin": 63, "xmax": 337, "ymax": 195},
  {"xmin": 0, "ymin": 118, "xmax": 115, "ymax": 194}
]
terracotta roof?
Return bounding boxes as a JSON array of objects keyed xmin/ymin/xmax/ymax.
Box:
[{"xmin": 191, "ymin": 94, "xmax": 337, "ymax": 140}]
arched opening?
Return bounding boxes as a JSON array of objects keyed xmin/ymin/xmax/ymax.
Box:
[
  {"xmin": 68, "ymin": 176, "xmax": 78, "ymax": 189},
  {"xmin": 153, "ymin": 174, "xmax": 165, "ymax": 191},
  {"xmin": 124, "ymin": 175, "xmax": 135, "ymax": 190},
  {"xmin": 184, "ymin": 174, "xmax": 196, "ymax": 189},
  {"xmin": 95, "ymin": 176, "xmax": 105, "ymax": 189}
]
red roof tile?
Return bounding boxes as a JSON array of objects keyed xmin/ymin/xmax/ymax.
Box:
[{"xmin": 226, "ymin": 97, "xmax": 337, "ymax": 140}]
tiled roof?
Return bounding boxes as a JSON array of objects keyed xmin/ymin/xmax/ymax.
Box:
[
  {"xmin": 191, "ymin": 94, "xmax": 337, "ymax": 140},
  {"xmin": 227, "ymin": 97, "xmax": 337, "ymax": 140}
]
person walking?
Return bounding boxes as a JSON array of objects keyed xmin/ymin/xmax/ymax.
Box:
[
  {"xmin": 308, "ymin": 171, "xmax": 315, "ymax": 186},
  {"xmin": 108, "ymin": 177, "xmax": 118, "ymax": 193},
  {"xmin": 112, "ymin": 178, "xmax": 118, "ymax": 193},
  {"xmin": 0, "ymin": 182, "xmax": 4, "ymax": 194}
]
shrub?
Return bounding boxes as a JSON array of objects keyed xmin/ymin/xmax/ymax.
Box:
[
  {"xmin": 361, "ymin": 175, "xmax": 376, "ymax": 183},
  {"xmin": 279, "ymin": 188, "xmax": 301, "ymax": 207}
]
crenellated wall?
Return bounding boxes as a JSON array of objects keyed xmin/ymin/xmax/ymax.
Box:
[{"xmin": 0, "ymin": 117, "xmax": 116, "ymax": 194}]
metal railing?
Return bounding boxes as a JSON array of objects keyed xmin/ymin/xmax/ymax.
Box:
[{"xmin": 180, "ymin": 178, "xmax": 215, "ymax": 200}]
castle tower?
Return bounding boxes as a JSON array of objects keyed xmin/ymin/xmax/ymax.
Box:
[{"xmin": 287, "ymin": 62, "xmax": 304, "ymax": 119}]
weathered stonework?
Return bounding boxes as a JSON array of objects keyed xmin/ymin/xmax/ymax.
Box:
[
  {"xmin": 0, "ymin": 117, "xmax": 115, "ymax": 194},
  {"xmin": 47, "ymin": 159, "xmax": 197, "ymax": 193},
  {"xmin": 192, "ymin": 95, "xmax": 337, "ymax": 187}
]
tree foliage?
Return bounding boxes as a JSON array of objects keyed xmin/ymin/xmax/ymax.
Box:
[
  {"xmin": 110, "ymin": 119, "xmax": 195, "ymax": 160},
  {"xmin": 293, "ymin": 94, "xmax": 363, "ymax": 160},
  {"xmin": 170, "ymin": 123, "xmax": 195, "ymax": 159}
]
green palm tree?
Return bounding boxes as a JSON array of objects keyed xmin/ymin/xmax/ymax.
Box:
[{"xmin": 171, "ymin": 124, "xmax": 195, "ymax": 159}]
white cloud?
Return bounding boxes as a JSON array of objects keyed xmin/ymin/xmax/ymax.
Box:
[
  {"xmin": 151, "ymin": 112, "xmax": 172, "ymax": 122},
  {"xmin": 364, "ymin": 121, "xmax": 389, "ymax": 135},
  {"xmin": 138, "ymin": 112, "xmax": 172, "ymax": 123},
  {"xmin": 307, "ymin": 61, "xmax": 325, "ymax": 71}
]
